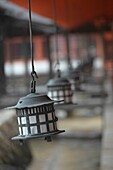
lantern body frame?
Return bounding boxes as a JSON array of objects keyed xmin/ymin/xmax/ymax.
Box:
[
  {"xmin": 62, "ymin": 69, "xmax": 82, "ymax": 91},
  {"xmin": 47, "ymin": 77, "xmax": 73, "ymax": 104},
  {"xmin": 8, "ymin": 93, "xmax": 64, "ymax": 141}
]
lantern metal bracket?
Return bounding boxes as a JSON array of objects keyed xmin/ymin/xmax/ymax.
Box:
[
  {"xmin": 57, "ymin": 68, "xmax": 61, "ymax": 78},
  {"xmin": 30, "ymin": 71, "xmax": 38, "ymax": 93}
]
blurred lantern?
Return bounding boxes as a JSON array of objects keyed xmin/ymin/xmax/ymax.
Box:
[
  {"xmin": 7, "ymin": 0, "xmax": 64, "ymax": 142},
  {"xmin": 47, "ymin": 0, "xmax": 73, "ymax": 105},
  {"xmin": 62, "ymin": 68, "xmax": 82, "ymax": 92},
  {"xmin": 79, "ymin": 57, "xmax": 94, "ymax": 83},
  {"xmin": 47, "ymin": 69, "xmax": 73, "ymax": 104}
]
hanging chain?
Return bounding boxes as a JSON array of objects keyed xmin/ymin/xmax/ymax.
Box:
[
  {"xmin": 28, "ymin": 0, "xmax": 38, "ymax": 93},
  {"xmin": 53, "ymin": 0, "xmax": 60, "ymax": 75}
]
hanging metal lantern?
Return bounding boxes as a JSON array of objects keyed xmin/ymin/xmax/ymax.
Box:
[
  {"xmin": 8, "ymin": 92, "xmax": 64, "ymax": 142},
  {"xmin": 79, "ymin": 57, "xmax": 94, "ymax": 82},
  {"xmin": 62, "ymin": 68, "xmax": 82, "ymax": 92},
  {"xmin": 47, "ymin": 70, "xmax": 73, "ymax": 104}
]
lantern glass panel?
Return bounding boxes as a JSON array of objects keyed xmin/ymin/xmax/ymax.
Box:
[
  {"xmin": 53, "ymin": 91, "xmax": 57, "ymax": 97},
  {"xmin": 65, "ymin": 90, "xmax": 69, "ymax": 95},
  {"xmin": 29, "ymin": 116, "xmax": 36, "ymax": 124},
  {"xmin": 65, "ymin": 97, "xmax": 69, "ymax": 103},
  {"xmin": 19, "ymin": 127, "xmax": 22, "ymax": 135},
  {"xmin": 54, "ymin": 123, "xmax": 57, "ymax": 130},
  {"xmin": 17, "ymin": 117, "xmax": 20, "ymax": 125},
  {"xmin": 39, "ymin": 114, "xmax": 46, "ymax": 122},
  {"xmin": 48, "ymin": 113, "xmax": 53, "ymax": 120},
  {"xmin": 30, "ymin": 126, "xmax": 38, "ymax": 134},
  {"xmin": 23, "ymin": 127, "xmax": 28, "ymax": 135},
  {"xmin": 49, "ymin": 123, "xmax": 54, "ymax": 131},
  {"xmin": 48, "ymin": 91, "xmax": 52, "ymax": 98},
  {"xmin": 52, "ymin": 112, "xmax": 55, "ymax": 119},
  {"xmin": 59, "ymin": 97, "xmax": 64, "ymax": 100},
  {"xmin": 40, "ymin": 124, "xmax": 47, "ymax": 133},
  {"xmin": 59, "ymin": 90, "xmax": 63, "ymax": 96},
  {"xmin": 21, "ymin": 117, "xmax": 27, "ymax": 124}
]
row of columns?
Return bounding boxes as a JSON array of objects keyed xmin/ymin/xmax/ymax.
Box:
[{"xmin": 0, "ymin": 31, "xmax": 111, "ymax": 96}]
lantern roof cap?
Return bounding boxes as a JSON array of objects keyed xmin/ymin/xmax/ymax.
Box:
[
  {"xmin": 47, "ymin": 77, "xmax": 71, "ymax": 87},
  {"xmin": 7, "ymin": 93, "xmax": 54, "ymax": 109},
  {"xmin": 62, "ymin": 69, "xmax": 80, "ymax": 79}
]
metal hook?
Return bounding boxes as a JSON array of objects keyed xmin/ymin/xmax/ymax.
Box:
[
  {"xmin": 57, "ymin": 68, "xmax": 61, "ymax": 78},
  {"xmin": 54, "ymin": 61, "xmax": 61, "ymax": 78},
  {"xmin": 30, "ymin": 71, "xmax": 38, "ymax": 93},
  {"xmin": 31, "ymin": 71, "xmax": 38, "ymax": 81}
]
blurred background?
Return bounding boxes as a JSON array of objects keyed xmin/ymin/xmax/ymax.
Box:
[{"xmin": 0, "ymin": 0, "xmax": 113, "ymax": 170}]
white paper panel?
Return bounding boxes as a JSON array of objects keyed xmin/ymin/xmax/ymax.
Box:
[
  {"xmin": 39, "ymin": 115, "xmax": 46, "ymax": 122},
  {"xmin": 54, "ymin": 122, "xmax": 57, "ymax": 130},
  {"xmin": 30, "ymin": 126, "xmax": 38, "ymax": 134},
  {"xmin": 65, "ymin": 97, "xmax": 69, "ymax": 103},
  {"xmin": 47, "ymin": 91, "xmax": 52, "ymax": 98},
  {"xmin": 19, "ymin": 127, "xmax": 22, "ymax": 135},
  {"xmin": 53, "ymin": 91, "xmax": 57, "ymax": 97},
  {"xmin": 49, "ymin": 123, "xmax": 54, "ymax": 131},
  {"xmin": 21, "ymin": 117, "xmax": 27, "ymax": 124},
  {"xmin": 59, "ymin": 97, "xmax": 64, "ymax": 100},
  {"xmin": 17, "ymin": 117, "xmax": 20, "ymax": 125},
  {"xmin": 22, "ymin": 127, "xmax": 28, "ymax": 135},
  {"xmin": 40, "ymin": 124, "xmax": 47, "ymax": 133},
  {"xmin": 48, "ymin": 113, "xmax": 53, "ymax": 120},
  {"xmin": 65, "ymin": 90, "xmax": 69, "ymax": 96},
  {"xmin": 59, "ymin": 90, "xmax": 63, "ymax": 96},
  {"xmin": 29, "ymin": 116, "xmax": 36, "ymax": 124}
]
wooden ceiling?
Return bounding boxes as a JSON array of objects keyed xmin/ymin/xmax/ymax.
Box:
[
  {"xmin": 8, "ymin": 0, "xmax": 113, "ymax": 29},
  {"xmin": 0, "ymin": 1, "xmax": 62, "ymax": 37}
]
